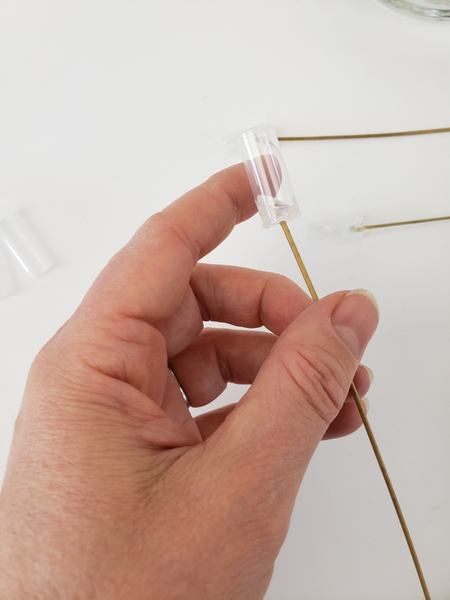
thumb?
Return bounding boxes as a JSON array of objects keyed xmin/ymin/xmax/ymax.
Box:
[
  {"xmin": 167, "ymin": 290, "xmax": 378, "ymax": 596},
  {"xmin": 207, "ymin": 289, "xmax": 379, "ymax": 504}
]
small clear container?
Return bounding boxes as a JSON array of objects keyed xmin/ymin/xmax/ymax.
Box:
[
  {"xmin": 237, "ymin": 124, "xmax": 300, "ymax": 228},
  {"xmin": 0, "ymin": 212, "xmax": 53, "ymax": 278},
  {"xmin": 0, "ymin": 244, "xmax": 15, "ymax": 299},
  {"xmin": 294, "ymin": 214, "xmax": 365, "ymax": 246}
]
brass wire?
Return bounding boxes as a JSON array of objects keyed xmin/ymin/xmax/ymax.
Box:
[
  {"xmin": 365, "ymin": 215, "xmax": 450, "ymax": 230},
  {"xmin": 279, "ymin": 220, "xmax": 432, "ymax": 600},
  {"xmin": 279, "ymin": 126, "xmax": 450, "ymax": 236},
  {"xmin": 278, "ymin": 126, "xmax": 450, "ymax": 142}
]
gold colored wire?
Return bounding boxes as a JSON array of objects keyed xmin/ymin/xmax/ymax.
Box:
[
  {"xmin": 280, "ymin": 221, "xmax": 319, "ymax": 301},
  {"xmin": 365, "ymin": 215, "xmax": 450, "ymax": 230},
  {"xmin": 278, "ymin": 126, "xmax": 450, "ymax": 142},
  {"xmin": 279, "ymin": 126, "xmax": 450, "ymax": 235},
  {"xmin": 279, "ymin": 220, "xmax": 432, "ymax": 600}
]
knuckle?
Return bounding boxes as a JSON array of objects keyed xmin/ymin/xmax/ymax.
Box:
[{"xmin": 279, "ymin": 343, "xmax": 349, "ymax": 425}]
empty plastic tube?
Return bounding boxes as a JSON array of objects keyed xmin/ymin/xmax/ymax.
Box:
[
  {"xmin": 0, "ymin": 212, "xmax": 53, "ymax": 278},
  {"xmin": 0, "ymin": 244, "xmax": 15, "ymax": 299},
  {"xmin": 294, "ymin": 213, "xmax": 365, "ymax": 245},
  {"xmin": 293, "ymin": 212, "xmax": 450, "ymax": 246},
  {"xmin": 237, "ymin": 124, "xmax": 300, "ymax": 228}
]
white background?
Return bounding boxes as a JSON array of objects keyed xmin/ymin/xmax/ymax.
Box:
[{"xmin": 1, "ymin": 1, "xmax": 449, "ymax": 598}]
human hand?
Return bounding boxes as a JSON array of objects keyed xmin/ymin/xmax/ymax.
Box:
[{"xmin": 0, "ymin": 164, "xmax": 378, "ymax": 600}]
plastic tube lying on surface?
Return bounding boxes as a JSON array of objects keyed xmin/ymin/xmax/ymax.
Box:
[
  {"xmin": 0, "ymin": 212, "xmax": 53, "ymax": 278},
  {"xmin": 0, "ymin": 243, "xmax": 15, "ymax": 299}
]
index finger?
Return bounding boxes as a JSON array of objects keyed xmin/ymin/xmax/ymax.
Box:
[{"xmin": 85, "ymin": 164, "xmax": 255, "ymax": 323}]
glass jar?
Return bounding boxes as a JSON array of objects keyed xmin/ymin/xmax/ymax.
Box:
[{"xmin": 375, "ymin": 0, "xmax": 450, "ymax": 19}]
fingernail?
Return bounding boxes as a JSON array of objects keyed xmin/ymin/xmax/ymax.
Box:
[
  {"xmin": 331, "ymin": 290, "xmax": 379, "ymax": 358},
  {"xmin": 364, "ymin": 365, "xmax": 374, "ymax": 385},
  {"xmin": 346, "ymin": 394, "xmax": 370, "ymax": 413},
  {"xmin": 361, "ymin": 397, "xmax": 370, "ymax": 414}
]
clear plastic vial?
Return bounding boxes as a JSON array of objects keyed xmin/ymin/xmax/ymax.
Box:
[
  {"xmin": 0, "ymin": 212, "xmax": 53, "ymax": 278},
  {"xmin": 294, "ymin": 214, "xmax": 365, "ymax": 246},
  {"xmin": 237, "ymin": 124, "xmax": 300, "ymax": 228},
  {"xmin": 0, "ymin": 244, "xmax": 15, "ymax": 299}
]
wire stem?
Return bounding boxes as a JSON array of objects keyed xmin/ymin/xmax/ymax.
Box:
[
  {"xmin": 280, "ymin": 221, "xmax": 318, "ymax": 302},
  {"xmin": 365, "ymin": 215, "xmax": 450, "ymax": 230},
  {"xmin": 278, "ymin": 126, "xmax": 450, "ymax": 142},
  {"xmin": 279, "ymin": 220, "xmax": 432, "ymax": 600}
]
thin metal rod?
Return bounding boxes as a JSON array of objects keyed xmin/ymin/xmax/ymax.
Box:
[
  {"xmin": 350, "ymin": 381, "xmax": 431, "ymax": 600},
  {"xmin": 279, "ymin": 220, "xmax": 432, "ymax": 600},
  {"xmin": 278, "ymin": 126, "xmax": 450, "ymax": 142},
  {"xmin": 280, "ymin": 221, "xmax": 319, "ymax": 302},
  {"xmin": 365, "ymin": 215, "xmax": 450, "ymax": 230}
]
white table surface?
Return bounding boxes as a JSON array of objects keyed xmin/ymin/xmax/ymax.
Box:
[{"xmin": 1, "ymin": 1, "xmax": 449, "ymax": 598}]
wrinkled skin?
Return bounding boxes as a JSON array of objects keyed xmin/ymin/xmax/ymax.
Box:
[{"xmin": 0, "ymin": 164, "xmax": 378, "ymax": 600}]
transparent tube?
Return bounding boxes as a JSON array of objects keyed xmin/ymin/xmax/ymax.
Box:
[
  {"xmin": 293, "ymin": 214, "xmax": 365, "ymax": 246},
  {"xmin": 0, "ymin": 244, "xmax": 15, "ymax": 299},
  {"xmin": 238, "ymin": 124, "xmax": 300, "ymax": 228},
  {"xmin": 0, "ymin": 213, "xmax": 53, "ymax": 278}
]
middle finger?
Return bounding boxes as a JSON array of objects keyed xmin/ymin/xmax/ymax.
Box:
[{"xmin": 191, "ymin": 263, "xmax": 313, "ymax": 336}]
